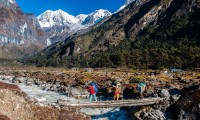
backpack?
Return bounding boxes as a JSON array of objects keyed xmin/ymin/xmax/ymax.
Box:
[
  {"xmin": 91, "ymin": 82, "xmax": 98, "ymax": 93},
  {"xmin": 137, "ymin": 82, "xmax": 146, "ymax": 93}
]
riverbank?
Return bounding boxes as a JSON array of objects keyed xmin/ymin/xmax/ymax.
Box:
[{"xmin": 0, "ymin": 81, "xmax": 90, "ymax": 120}]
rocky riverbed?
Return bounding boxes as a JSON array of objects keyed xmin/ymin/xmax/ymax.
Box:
[
  {"xmin": 0, "ymin": 75, "xmax": 129, "ymax": 120},
  {"xmin": 0, "ymin": 66, "xmax": 199, "ymax": 120},
  {"xmin": 0, "ymin": 81, "xmax": 90, "ymax": 120}
]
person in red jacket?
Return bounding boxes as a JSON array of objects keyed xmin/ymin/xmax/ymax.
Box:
[{"xmin": 88, "ymin": 85, "xmax": 97, "ymax": 101}]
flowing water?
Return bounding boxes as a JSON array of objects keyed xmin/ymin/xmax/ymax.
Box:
[{"xmin": 0, "ymin": 77, "xmax": 129, "ymax": 120}]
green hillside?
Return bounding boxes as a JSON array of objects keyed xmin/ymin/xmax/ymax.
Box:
[{"xmin": 23, "ymin": 0, "xmax": 200, "ymax": 69}]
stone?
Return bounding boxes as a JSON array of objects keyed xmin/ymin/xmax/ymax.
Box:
[
  {"xmin": 152, "ymin": 104, "xmax": 160, "ymax": 109},
  {"xmin": 161, "ymin": 89, "xmax": 170, "ymax": 98},
  {"xmin": 35, "ymin": 96, "xmax": 47, "ymax": 102},
  {"xmin": 0, "ymin": 115, "xmax": 11, "ymax": 120},
  {"xmin": 170, "ymin": 95, "xmax": 180, "ymax": 103},
  {"xmin": 142, "ymin": 109, "xmax": 166, "ymax": 120},
  {"xmin": 70, "ymin": 88, "xmax": 88, "ymax": 98},
  {"xmin": 13, "ymin": 103, "xmax": 20, "ymax": 111},
  {"xmin": 19, "ymin": 77, "xmax": 27, "ymax": 83},
  {"xmin": 198, "ymin": 103, "xmax": 200, "ymax": 109}
]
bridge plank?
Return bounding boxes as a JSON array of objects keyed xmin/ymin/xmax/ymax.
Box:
[{"xmin": 59, "ymin": 98, "xmax": 162, "ymax": 108}]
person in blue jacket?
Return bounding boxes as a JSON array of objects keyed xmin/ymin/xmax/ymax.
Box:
[{"xmin": 137, "ymin": 81, "xmax": 146, "ymax": 99}]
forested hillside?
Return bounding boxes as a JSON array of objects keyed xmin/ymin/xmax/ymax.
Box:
[
  {"xmin": 80, "ymin": 10, "xmax": 200, "ymax": 69},
  {"xmin": 23, "ymin": 0, "xmax": 200, "ymax": 69}
]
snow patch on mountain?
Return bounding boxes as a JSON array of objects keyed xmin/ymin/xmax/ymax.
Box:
[
  {"xmin": 8, "ymin": 0, "xmax": 15, "ymax": 4},
  {"xmin": 20, "ymin": 22, "xmax": 28, "ymax": 36},
  {"xmin": 75, "ymin": 14, "xmax": 88, "ymax": 23},
  {"xmin": 0, "ymin": 35, "xmax": 20, "ymax": 45},
  {"xmin": 82, "ymin": 9, "xmax": 112, "ymax": 25},
  {"xmin": 46, "ymin": 38, "xmax": 51, "ymax": 46},
  {"xmin": 69, "ymin": 23, "xmax": 87, "ymax": 32},
  {"xmin": 116, "ymin": 0, "xmax": 135, "ymax": 12}
]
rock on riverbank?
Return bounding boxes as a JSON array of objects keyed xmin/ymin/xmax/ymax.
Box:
[{"xmin": 0, "ymin": 82, "xmax": 90, "ymax": 120}]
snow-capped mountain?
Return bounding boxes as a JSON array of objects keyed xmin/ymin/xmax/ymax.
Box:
[
  {"xmin": 37, "ymin": 9, "xmax": 79, "ymax": 28},
  {"xmin": 37, "ymin": 9, "xmax": 111, "ymax": 28},
  {"xmin": 37, "ymin": 9, "xmax": 112, "ymax": 45},
  {"xmin": 75, "ymin": 14, "xmax": 88, "ymax": 23},
  {"xmin": 116, "ymin": 0, "xmax": 135, "ymax": 12},
  {"xmin": 82, "ymin": 9, "xmax": 112, "ymax": 25}
]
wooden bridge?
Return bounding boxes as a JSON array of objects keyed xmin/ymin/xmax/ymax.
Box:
[{"xmin": 59, "ymin": 98, "xmax": 163, "ymax": 108}]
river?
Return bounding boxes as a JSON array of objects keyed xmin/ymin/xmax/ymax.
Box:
[{"xmin": 0, "ymin": 76, "xmax": 129, "ymax": 120}]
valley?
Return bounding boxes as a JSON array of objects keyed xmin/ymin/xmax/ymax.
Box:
[{"xmin": 0, "ymin": 0, "xmax": 199, "ymax": 119}]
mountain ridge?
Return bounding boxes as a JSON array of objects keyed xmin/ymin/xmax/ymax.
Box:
[
  {"xmin": 37, "ymin": 9, "xmax": 112, "ymax": 45},
  {"xmin": 24, "ymin": 0, "xmax": 200, "ymax": 68}
]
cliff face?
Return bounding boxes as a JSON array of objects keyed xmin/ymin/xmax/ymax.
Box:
[
  {"xmin": 0, "ymin": 0, "xmax": 48, "ymax": 59},
  {"xmin": 0, "ymin": 0, "xmax": 47, "ymax": 45}
]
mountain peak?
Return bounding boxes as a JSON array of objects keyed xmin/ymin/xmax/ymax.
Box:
[
  {"xmin": 37, "ymin": 9, "xmax": 112, "ymax": 28},
  {"xmin": 37, "ymin": 9, "xmax": 112, "ymax": 45},
  {"xmin": 95, "ymin": 9, "xmax": 110, "ymax": 12},
  {"xmin": 82, "ymin": 9, "xmax": 111, "ymax": 25},
  {"xmin": 55, "ymin": 9, "xmax": 63, "ymax": 12},
  {"xmin": 37, "ymin": 9, "xmax": 79, "ymax": 28},
  {"xmin": 44, "ymin": 10, "xmax": 54, "ymax": 13},
  {"xmin": 93, "ymin": 9, "xmax": 112, "ymax": 15}
]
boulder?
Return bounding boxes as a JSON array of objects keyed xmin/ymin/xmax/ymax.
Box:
[
  {"xmin": 0, "ymin": 115, "xmax": 11, "ymax": 120},
  {"xmin": 171, "ymin": 89, "xmax": 200, "ymax": 120},
  {"xmin": 137, "ymin": 108, "xmax": 166, "ymax": 120},
  {"xmin": 12, "ymin": 77, "xmax": 27, "ymax": 83},
  {"xmin": 34, "ymin": 80, "xmax": 43, "ymax": 86},
  {"xmin": 170, "ymin": 94, "xmax": 180, "ymax": 103},
  {"xmin": 161, "ymin": 89, "xmax": 170, "ymax": 98},
  {"xmin": 70, "ymin": 88, "xmax": 88, "ymax": 98}
]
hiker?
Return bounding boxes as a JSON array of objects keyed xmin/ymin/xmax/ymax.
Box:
[
  {"xmin": 137, "ymin": 81, "xmax": 146, "ymax": 99},
  {"xmin": 88, "ymin": 84, "xmax": 97, "ymax": 101},
  {"xmin": 114, "ymin": 86, "xmax": 120, "ymax": 100},
  {"xmin": 113, "ymin": 83, "xmax": 121, "ymax": 100}
]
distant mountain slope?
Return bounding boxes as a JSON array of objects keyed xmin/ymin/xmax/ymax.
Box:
[
  {"xmin": 0, "ymin": 0, "xmax": 47, "ymax": 45},
  {"xmin": 0, "ymin": 0, "xmax": 48, "ymax": 59},
  {"xmin": 24, "ymin": 0, "xmax": 200, "ymax": 68}
]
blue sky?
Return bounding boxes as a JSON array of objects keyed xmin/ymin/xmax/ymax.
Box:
[{"xmin": 16, "ymin": 0, "xmax": 125, "ymax": 16}]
